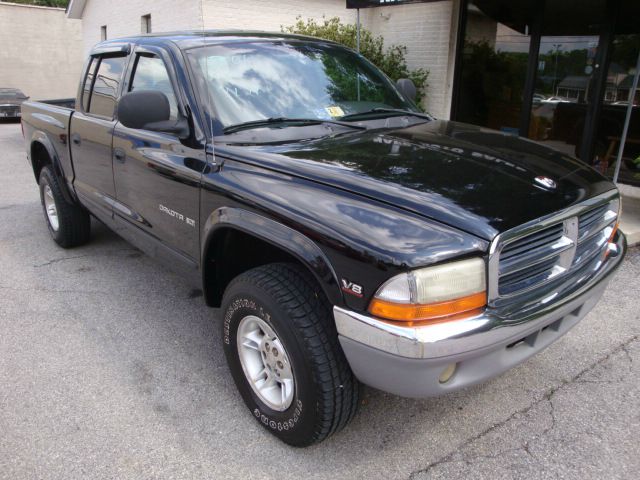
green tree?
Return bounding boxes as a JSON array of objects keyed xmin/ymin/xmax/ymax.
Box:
[
  {"xmin": 283, "ymin": 17, "xmax": 429, "ymax": 107},
  {"xmin": 1, "ymin": 0, "xmax": 68, "ymax": 7}
]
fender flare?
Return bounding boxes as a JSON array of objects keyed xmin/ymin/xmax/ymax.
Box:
[
  {"xmin": 201, "ymin": 207, "xmax": 344, "ymax": 306},
  {"xmin": 29, "ymin": 131, "xmax": 75, "ymax": 204}
]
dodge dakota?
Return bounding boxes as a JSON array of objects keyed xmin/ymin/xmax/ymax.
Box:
[{"xmin": 21, "ymin": 31, "xmax": 626, "ymax": 446}]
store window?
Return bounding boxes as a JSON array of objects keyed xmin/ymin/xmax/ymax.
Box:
[
  {"xmin": 597, "ymin": 34, "xmax": 640, "ymax": 185},
  {"xmin": 455, "ymin": 1, "xmax": 530, "ymax": 135},
  {"xmin": 528, "ymin": 35, "xmax": 601, "ymax": 158}
]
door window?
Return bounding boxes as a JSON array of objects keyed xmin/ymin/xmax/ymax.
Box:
[
  {"xmin": 130, "ymin": 55, "xmax": 179, "ymax": 121},
  {"xmin": 89, "ymin": 55, "xmax": 127, "ymax": 118}
]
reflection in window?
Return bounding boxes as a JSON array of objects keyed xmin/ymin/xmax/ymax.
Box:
[
  {"xmin": 456, "ymin": 2, "xmax": 531, "ymax": 135},
  {"xmin": 130, "ymin": 55, "xmax": 178, "ymax": 120},
  {"xmin": 89, "ymin": 56, "xmax": 127, "ymax": 118},
  {"xmin": 188, "ymin": 42, "xmax": 413, "ymax": 128}
]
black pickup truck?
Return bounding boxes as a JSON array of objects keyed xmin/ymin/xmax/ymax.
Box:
[{"xmin": 21, "ymin": 31, "xmax": 626, "ymax": 447}]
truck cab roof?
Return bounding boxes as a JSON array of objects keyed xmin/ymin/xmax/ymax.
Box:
[{"xmin": 90, "ymin": 30, "xmax": 339, "ymax": 55}]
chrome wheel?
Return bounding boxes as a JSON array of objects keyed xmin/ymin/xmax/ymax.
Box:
[
  {"xmin": 237, "ymin": 315, "xmax": 294, "ymax": 411},
  {"xmin": 43, "ymin": 185, "xmax": 59, "ymax": 231}
]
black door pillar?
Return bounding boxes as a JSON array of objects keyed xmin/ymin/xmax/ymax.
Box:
[
  {"xmin": 578, "ymin": 0, "xmax": 620, "ymax": 164},
  {"xmin": 518, "ymin": 2, "xmax": 544, "ymax": 137}
]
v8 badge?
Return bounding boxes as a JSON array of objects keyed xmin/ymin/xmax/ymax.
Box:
[{"xmin": 341, "ymin": 279, "xmax": 363, "ymax": 298}]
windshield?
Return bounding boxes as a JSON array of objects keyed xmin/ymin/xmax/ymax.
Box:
[{"xmin": 187, "ymin": 41, "xmax": 418, "ymax": 132}]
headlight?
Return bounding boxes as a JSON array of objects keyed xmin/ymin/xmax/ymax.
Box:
[{"xmin": 368, "ymin": 257, "xmax": 487, "ymax": 325}]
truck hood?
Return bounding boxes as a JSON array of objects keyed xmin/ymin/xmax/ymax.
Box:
[{"xmin": 217, "ymin": 120, "xmax": 615, "ymax": 240}]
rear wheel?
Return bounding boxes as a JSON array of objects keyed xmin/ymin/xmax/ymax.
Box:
[
  {"xmin": 38, "ymin": 166, "xmax": 91, "ymax": 248},
  {"xmin": 221, "ymin": 263, "xmax": 360, "ymax": 447}
]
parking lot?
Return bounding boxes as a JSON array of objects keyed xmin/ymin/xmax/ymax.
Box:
[{"xmin": 0, "ymin": 120, "xmax": 638, "ymax": 479}]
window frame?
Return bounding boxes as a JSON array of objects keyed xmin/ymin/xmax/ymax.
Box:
[
  {"xmin": 141, "ymin": 14, "xmax": 152, "ymax": 34},
  {"xmin": 81, "ymin": 53, "xmax": 130, "ymax": 120},
  {"xmin": 80, "ymin": 57, "xmax": 98, "ymax": 113}
]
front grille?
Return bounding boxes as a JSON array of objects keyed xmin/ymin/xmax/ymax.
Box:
[
  {"xmin": 1, "ymin": 106, "xmax": 20, "ymax": 116},
  {"xmin": 578, "ymin": 204, "xmax": 615, "ymax": 242},
  {"xmin": 492, "ymin": 196, "xmax": 618, "ymax": 300}
]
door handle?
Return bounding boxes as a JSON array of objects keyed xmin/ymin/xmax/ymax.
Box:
[
  {"xmin": 114, "ymin": 149, "xmax": 126, "ymax": 163},
  {"xmin": 71, "ymin": 134, "xmax": 81, "ymax": 145}
]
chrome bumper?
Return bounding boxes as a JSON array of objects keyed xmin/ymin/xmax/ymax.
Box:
[{"xmin": 334, "ymin": 232, "xmax": 626, "ymax": 398}]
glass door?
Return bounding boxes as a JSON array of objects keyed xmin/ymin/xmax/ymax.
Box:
[
  {"xmin": 455, "ymin": 1, "xmax": 531, "ymax": 135},
  {"xmin": 528, "ymin": 35, "xmax": 601, "ymax": 159},
  {"xmin": 596, "ymin": 34, "xmax": 640, "ymax": 185}
]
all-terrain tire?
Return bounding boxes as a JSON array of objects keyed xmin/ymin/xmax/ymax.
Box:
[
  {"xmin": 38, "ymin": 166, "xmax": 91, "ymax": 248},
  {"xmin": 221, "ymin": 263, "xmax": 360, "ymax": 447}
]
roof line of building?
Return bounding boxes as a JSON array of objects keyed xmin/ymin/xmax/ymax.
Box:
[{"xmin": 0, "ymin": 1, "xmax": 65, "ymax": 11}]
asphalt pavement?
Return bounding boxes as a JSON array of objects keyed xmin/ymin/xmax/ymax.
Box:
[{"xmin": 1, "ymin": 121, "xmax": 638, "ymax": 479}]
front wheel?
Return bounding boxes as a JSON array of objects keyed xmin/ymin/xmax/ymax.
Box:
[{"xmin": 221, "ymin": 263, "xmax": 360, "ymax": 447}]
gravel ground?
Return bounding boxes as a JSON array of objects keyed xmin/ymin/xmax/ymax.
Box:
[{"xmin": 1, "ymin": 121, "xmax": 638, "ymax": 479}]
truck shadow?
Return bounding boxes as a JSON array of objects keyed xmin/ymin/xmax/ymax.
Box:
[{"xmin": 79, "ymin": 214, "xmax": 490, "ymax": 457}]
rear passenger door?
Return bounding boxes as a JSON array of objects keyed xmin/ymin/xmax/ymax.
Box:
[
  {"xmin": 112, "ymin": 46, "xmax": 204, "ymax": 268},
  {"xmin": 70, "ymin": 52, "xmax": 129, "ymax": 221}
]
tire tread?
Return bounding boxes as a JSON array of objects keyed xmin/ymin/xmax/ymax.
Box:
[{"xmin": 226, "ymin": 263, "xmax": 360, "ymax": 445}]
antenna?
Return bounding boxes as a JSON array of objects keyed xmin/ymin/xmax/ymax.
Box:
[{"xmin": 200, "ymin": 0, "xmax": 216, "ymax": 165}]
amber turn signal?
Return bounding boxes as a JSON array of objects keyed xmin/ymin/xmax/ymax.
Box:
[{"xmin": 368, "ymin": 291, "xmax": 487, "ymax": 325}]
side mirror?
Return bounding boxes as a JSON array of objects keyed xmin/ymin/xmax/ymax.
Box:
[
  {"xmin": 396, "ymin": 78, "xmax": 417, "ymax": 102},
  {"xmin": 117, "ymin": 90, "xmax": 188, "ymax": 137}
]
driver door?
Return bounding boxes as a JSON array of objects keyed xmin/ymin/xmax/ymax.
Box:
[{"xmin": 112, "ymin": 46, "xmax": 205, "ymax": 269}]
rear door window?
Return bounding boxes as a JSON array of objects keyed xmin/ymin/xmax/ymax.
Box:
[{"xmin": 88, "ymin": 55, "xmax": 128, "ymax": 118}]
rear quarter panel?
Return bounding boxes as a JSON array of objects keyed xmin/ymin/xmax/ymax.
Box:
[{"xmin": 21, "ymin": 101, "xmax": 74, "ymax": 187}]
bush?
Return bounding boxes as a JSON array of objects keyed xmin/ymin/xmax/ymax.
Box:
[{"xmin": 283, "ymin": 17, "xmax": 429, "ymax": 107}]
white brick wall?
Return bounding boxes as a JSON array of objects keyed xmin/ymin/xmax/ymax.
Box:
[
  {"xmin": 79, "ymin": 0, "xmax": 204, "ymax": 54},
  {"xmin": 202, "ymin": 0, "xmax": 356, "ymax": 31},
  {"xmin": 75, "ymin": 0, "xmax": 459, "ymax": 118},
  {"xmin": 78, "ymin": 0, "xmax": 354, "ymax": 55},
  {"xmin": 0, "ymin": 3, "xmax": 83, "ymax": 100},
  {"xmin": 360, "ymin": 0, "xmax": 458, "ymax": 119}
]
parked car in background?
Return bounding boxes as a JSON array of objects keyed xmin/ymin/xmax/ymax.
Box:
[
  {"xmin": 542, "ymin": 96, "xmax": 574, "ymax": 104},
  {"xmin": 532, "ymin": 93, "xmax": 547, "ymax": 104},
  {"xmin": 611, "ymin": 100, "xmax": 638, "ymax": 106},
  {"xmin": 0, "ymin": 88, "xmax": 29, "ymax": 118}
]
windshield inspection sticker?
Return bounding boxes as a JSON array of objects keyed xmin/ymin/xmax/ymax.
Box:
[{"xmin": 325, "ymin": 106, "xmax": 345, "ymax": 118}]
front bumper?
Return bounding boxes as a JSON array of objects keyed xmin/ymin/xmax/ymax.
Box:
[{"xmin": 335, "ymin": 232, "xmax": 626, "ymax": 398}]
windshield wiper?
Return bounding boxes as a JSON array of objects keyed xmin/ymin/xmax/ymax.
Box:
[
  {"xmin": 223, "ymin": 117, "xmax": 366, "ymax": 134},
  {"xmin": 341, "ymin": 108, "xmax": 434, "ymax": 121}
]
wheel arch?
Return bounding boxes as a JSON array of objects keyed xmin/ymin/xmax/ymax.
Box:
[
  {"xmin": 201, "ymin": 207, "xmax": 343, "ymax": 308},
  {"xmin": 29, "ymin": 134, "xmax": 74, "ymax": 204}
]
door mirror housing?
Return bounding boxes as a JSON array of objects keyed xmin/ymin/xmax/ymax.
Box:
[
  {"xmin": 117, "ymin": 90, "xmax": 189, "ymax": 137},
  {"xmin": 396, "ymin": 78, "xmax": 417, "ymax": 103}
]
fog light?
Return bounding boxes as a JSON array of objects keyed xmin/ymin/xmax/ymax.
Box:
[{"xmin": 438, "ymin": 363, "xmax": 457, "ymax": 384}]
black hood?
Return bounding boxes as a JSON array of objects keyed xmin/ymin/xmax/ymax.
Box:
[{"xmin": 217, "ymin": 120, "xmax": 615, "ymax": 240}]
